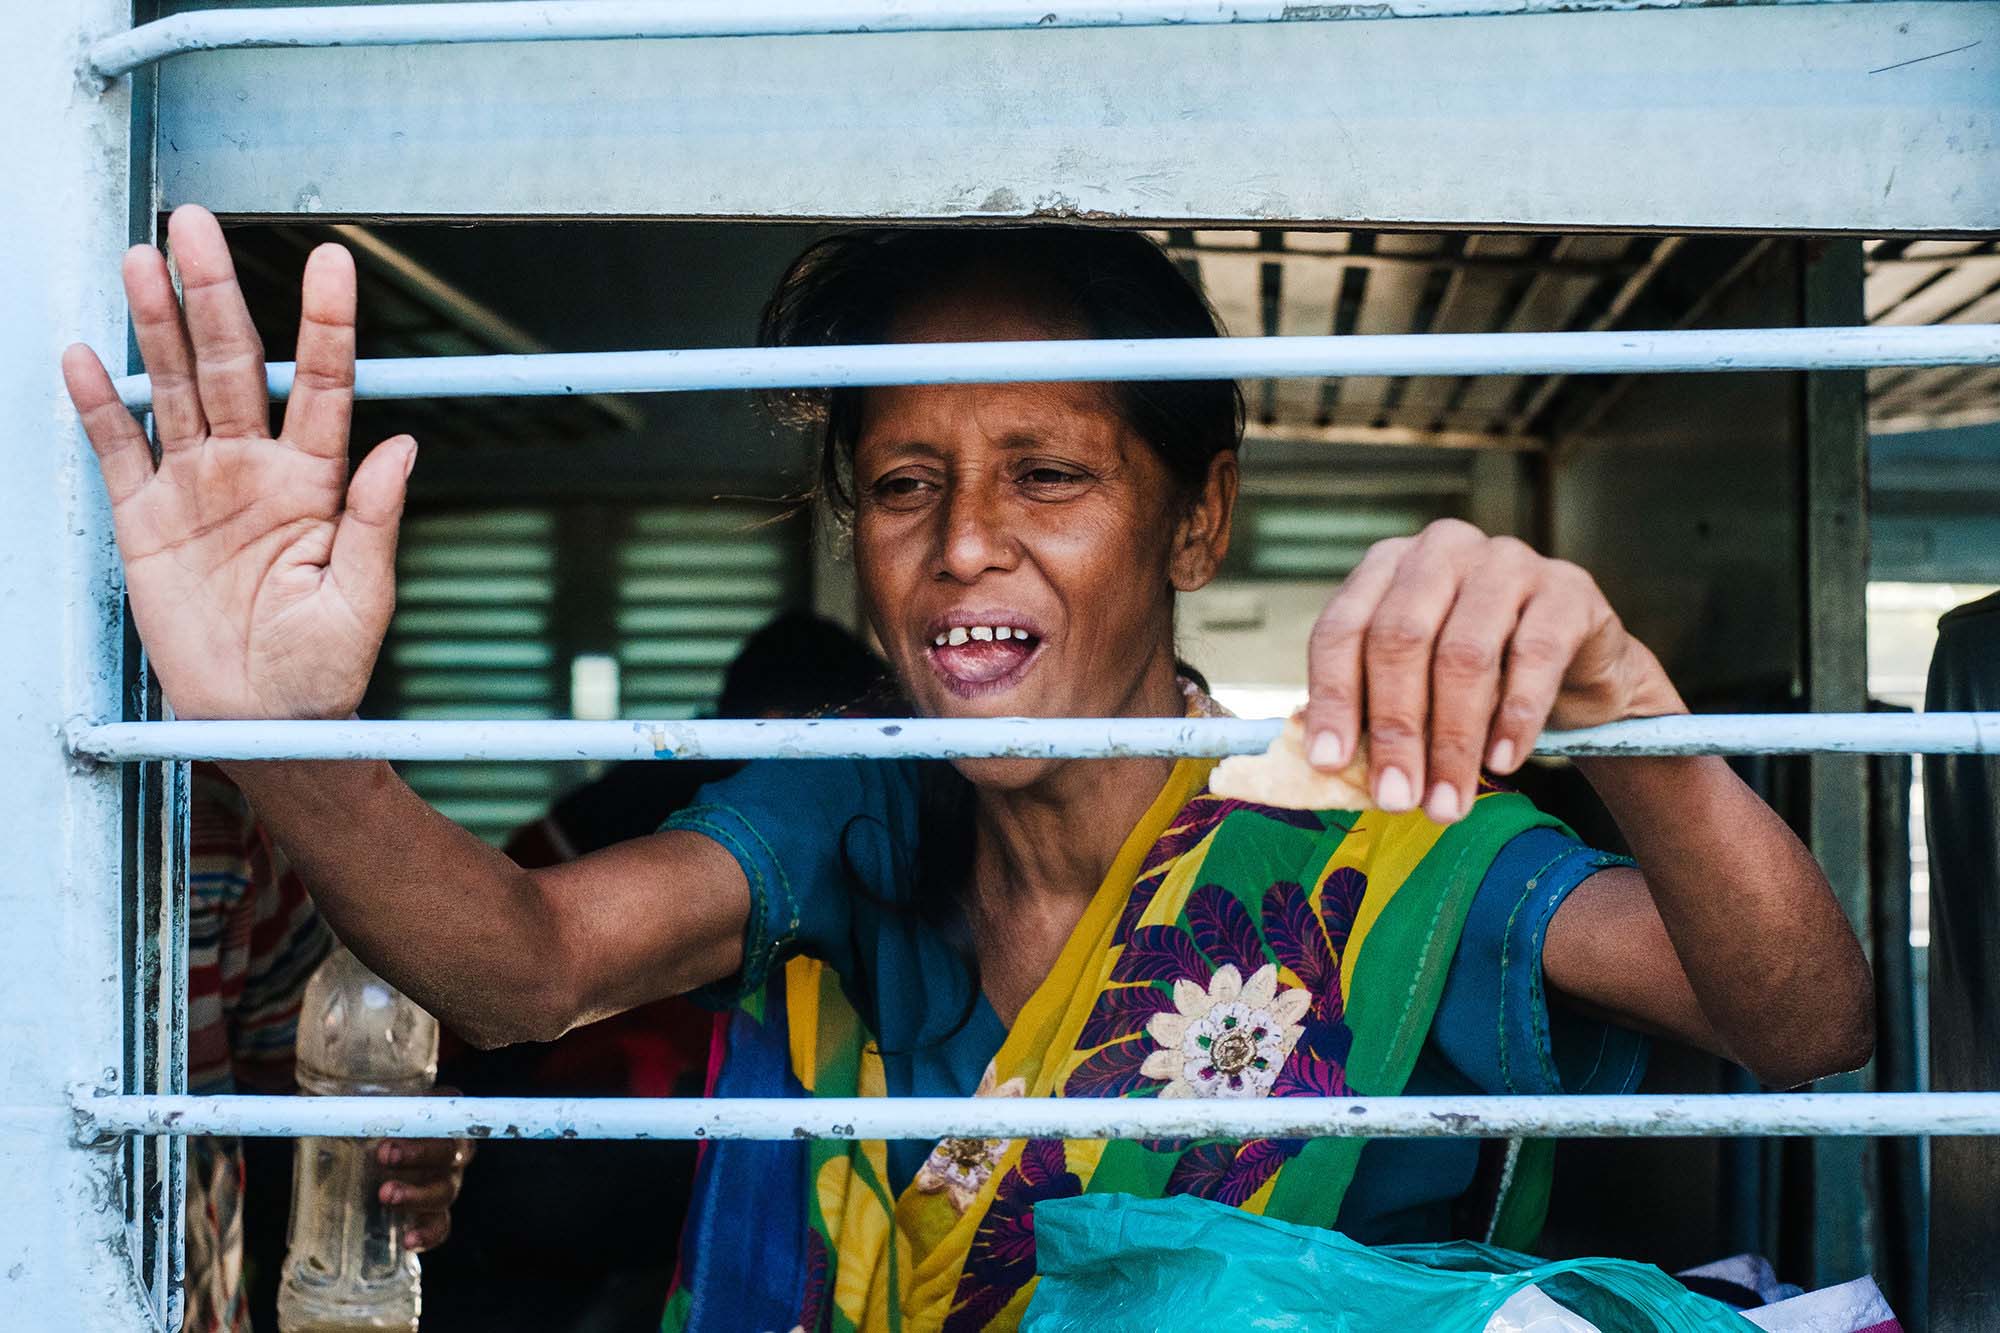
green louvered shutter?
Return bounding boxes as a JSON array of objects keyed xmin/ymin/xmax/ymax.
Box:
[{"xmin": 373, "ymin": 502, "xmax": 806, "ymax": 845}]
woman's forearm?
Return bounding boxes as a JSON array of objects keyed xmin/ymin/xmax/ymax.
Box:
[
  {"xmin": 1565, "ymin": 753, "xmax": 1875, "ymax": 1086},
  {"xmin": 219, "ymin": 758, "xmax": 575, "ymax": 1047}
]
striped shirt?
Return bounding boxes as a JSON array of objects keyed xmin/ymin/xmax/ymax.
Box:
[{"xmin": 184, "ymin": 765, "xmax": 335, "ymax": 1333}]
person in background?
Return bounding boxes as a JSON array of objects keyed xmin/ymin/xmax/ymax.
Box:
[
  {"xmin": 418, "ymin": 610, "xmax": 889, "ymax": 1333},
  {"xmin": 187, "ymin": 765, "xmax": 468, "ymax": 1333}
]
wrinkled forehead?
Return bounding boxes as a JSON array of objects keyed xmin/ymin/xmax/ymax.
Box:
[
  {"xmin": 860, "ymin": 275, "xmax": 1132, "ymax": 451},
  {"xmin": 855, "ymin": 378, "xmax": 1132, "ymax": 461}
]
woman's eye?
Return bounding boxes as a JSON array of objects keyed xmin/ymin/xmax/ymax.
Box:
[
  {"xmin": 868, "ymin": 475, "xmax": 934, "ymax": 504},
  {"xmin": 1022, "ymin": 467, "xmax": 1085, "ymax": 487}
]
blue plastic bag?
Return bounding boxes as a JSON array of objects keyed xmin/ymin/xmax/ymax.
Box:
[{"xmin": 1023, "ymin": 1194, "xmax": 1757, "ymax": 1332}]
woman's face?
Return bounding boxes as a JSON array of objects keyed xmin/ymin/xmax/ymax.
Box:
[{"xmin": 851, "ymin": 280, "xmax": 1235, "ymax": 784}]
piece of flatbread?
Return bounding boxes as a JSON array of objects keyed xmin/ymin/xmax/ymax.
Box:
[{"xmin": 1209, "ymin": 712, "xmax": 1375, "ymax": 811}]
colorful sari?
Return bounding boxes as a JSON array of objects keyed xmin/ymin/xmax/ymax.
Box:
[{"xmin": 662, "ymin": 745, "xmax": 1574, "ymax": 1333}]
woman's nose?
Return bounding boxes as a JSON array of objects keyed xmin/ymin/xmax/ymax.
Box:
[{"xmin": 934, "ymin": 483, "xmax": 1017, "ymax": 583}]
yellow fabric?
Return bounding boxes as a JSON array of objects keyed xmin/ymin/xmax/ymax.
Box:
[
  {"xmin": 780, "ymin": 743, "xmax": 1484, "ymax": 1331},
  {"xmin": 896, "ymin": 755, "xmax": 1215, "ymax": 1324}
]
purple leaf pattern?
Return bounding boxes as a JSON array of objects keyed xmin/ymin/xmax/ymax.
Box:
[
  {"xmin": 1063, "ymin": 1035, "xmax": 1162, "ymax": 1099},
  {"xmin": 1110, "ymin": 924, "xmax": 1212, "ymax": 986},
  {"xmin": 948, "ymin": 1139, "xmax": 1080, "ymax": 1331},
  {"xmin": 1185, "ymin": 884, "xmax": 1266, "ymax": 975},
  {"xmin": 1318, "ymin": 866, "xmax": 1368, "ymax": 957},
  {"xmin": 1164, "ymin": 1141, "xmax": 1237, "ymax": 1198},
  {"xmin": 1078, "ymin": 984, "xmax": 1177, "ymax": 1047},
  {"xmin": 1262, "ymin": 880, "xmax": 1336, "ymax": 1000},
  {"xmin": 1216, "ymin": 1138, "xmax": 1305, "ymax": 1207}
]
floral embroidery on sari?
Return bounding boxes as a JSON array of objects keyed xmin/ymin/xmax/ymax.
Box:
[
  {"xmin": 914, "ymin": 1063, "xmax": 1026, "ymax": 1214},
  {"xmin": 1141, "ymin": 963, "xmax": 1311, "ymax": 1099}
]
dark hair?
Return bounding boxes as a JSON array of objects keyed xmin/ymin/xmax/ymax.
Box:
[
  {"xmin": 716, "ymin": 609, "xmax": 888, "ymax": 720},
  {"xmin": 757, "ymin": 227, "xmax": 1245, "ymax": 515}
]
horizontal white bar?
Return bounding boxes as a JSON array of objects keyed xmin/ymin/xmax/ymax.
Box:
[
  {"xmin": 85, "ymin": 0, "xmax": 1882, "ymax": 80},
  {"xmin": 109, "ymin": 326, "xmax": 2000, "ymax": 413},
  {"xmin": 73, "ymin": 1091, "xmax": 2000, "ymax": 1142},
  {"xmin": 65, "ymin": 713, "xmax": 2000, "ymax": 763}
]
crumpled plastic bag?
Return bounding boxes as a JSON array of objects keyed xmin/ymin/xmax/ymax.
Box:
[
  {"xmin": 1488, "ymin": 1285, "xmax": 1606, "ymax": 1332},
  {"xmin": 1022, "ymin": 1194, "xmax": 1758, "ymax": 1333}
]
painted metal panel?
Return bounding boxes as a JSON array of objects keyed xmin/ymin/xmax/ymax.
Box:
[
  {"xmin": 0, "ymin": 7, "xmax": 161, "ymax": 1330},
  {"xmin": 155, "ymin": 3, "xmax": 2000, "ymax": 232},
  {"xmin": 93, "ymin": 0, "xmax": 1907, "ymax": 81}
]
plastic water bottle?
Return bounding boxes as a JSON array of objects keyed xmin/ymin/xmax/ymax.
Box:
[{"xmin": 277, "ymin": 946, "xmax": 440, "ymax": 1333}]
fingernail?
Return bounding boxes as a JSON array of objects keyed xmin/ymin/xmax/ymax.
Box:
[
  {"xmin": 1487, "ymin": 739, "xmax": 1515, "ymax": 773},
  {"xmin": 1375, "ymin": 767, "xmax": 1414, "ymax": 812},
  {"xmin": 381, "ymin": 1184, "xmax": 401, "ymax": 1205},
  {"xmin": 402, "ymin": 441, "xmax": 418, "ymax": 478},
  {"xmin": 1307, "ymin": 730, "xmax": 1346, "ymax": 770},
  {"xmin": 1425, "ymin": 781, "xmax": 1463, "ymax": 824}
]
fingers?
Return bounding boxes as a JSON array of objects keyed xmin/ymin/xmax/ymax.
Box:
[
  {"xmin": 1362, "ymin": 523, "xmax": 1484, "ymax": 813},
  {"xmin": 122, "ymin": 244, "xmax": 208, "ymax": 452},
  {"xmin": 328, "ymin": 435, "xmax": 416, "ymax": 630},
  {"xmin": 377, "ymin": 1136, "xmax": 466, "ymax": 1251},
  {"xmin": 379, "ymin": 1173, "xmax": 458, "ymax": 1212},
  {"xmin": 167, "ymin": 204, "xmax": 271, "ymax": 440},
  {"xmin": 403, "ymin": 1210, "xmax": 452, "ymax": 1252},
  {"xmin": 1487, "ymin": 569, "xmax": 1599, "ymax": 777},
  {"xmin": 281, "ymin": 243, "xmax": 358, "ymax": 460},
  {"xmin": 376, "ymin": 1137, "xmax": 464, "ymax": 1173},
  {"xmin": 1425, "ymin": 538, "xmax": 1537, "ymax": 821},
  {"xmin": 1303, "ymin": 537, "xmax": 1409, "ymax": 772},
  {"xmin": 61, "ymin": 344, "xmax": 155, "ymax": 506}
]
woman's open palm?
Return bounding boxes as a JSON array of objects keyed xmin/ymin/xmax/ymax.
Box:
[{"xmin": 61, "ymin": 205, "xmax": 412, "ymax": 721}]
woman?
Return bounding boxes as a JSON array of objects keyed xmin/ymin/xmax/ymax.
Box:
[{"xmin": 63, "ymin": 208, "xmax": 1872, "ymax": 1332}]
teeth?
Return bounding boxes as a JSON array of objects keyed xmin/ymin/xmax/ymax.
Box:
[{"xmin": 932, "ymin": 624, "xmax": 1036, "ymax": 648}]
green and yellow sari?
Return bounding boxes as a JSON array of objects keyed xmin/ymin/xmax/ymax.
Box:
[{"xmin": 663, "ymin": 738, "xmax": 1576, "ymax": 1332}]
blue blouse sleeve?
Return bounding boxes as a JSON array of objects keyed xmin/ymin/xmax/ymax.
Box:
[
  {"xmin": 660, "ymin": 758, "xmax": 924, "ymax": 1007},
  {"xmin": 1429, "ymin": 825, "xmax": 1649, "ymax": 1095}
]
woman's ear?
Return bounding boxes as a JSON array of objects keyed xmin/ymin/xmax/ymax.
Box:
[{"xmin": 1170, "ymin": 451, "xmax": 1238, "ymax": 593}]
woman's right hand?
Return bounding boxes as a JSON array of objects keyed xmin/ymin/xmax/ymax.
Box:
[{"xmin": 61, "ymin": 204, "xmax": 412, "ymax": 720}]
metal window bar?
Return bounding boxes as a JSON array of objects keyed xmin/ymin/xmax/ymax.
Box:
[
  {"xmin": 72, "ymin": 313, "xmax": 2000, "ymax": 1146},
  {"xmin": 62, "ymin": 713, "xmax": 2000, "ymax": 764},
  {"xmin": 67, "ymin": 1092, "xmax": 2000, "ymax": 1144},
  {"xmin": 83, "ymin": 0, "xmax": 1899, "ymax": 82},
  {"xmin": 108, "ymin": 325, "xmax": 2000, "ymax": 411}
]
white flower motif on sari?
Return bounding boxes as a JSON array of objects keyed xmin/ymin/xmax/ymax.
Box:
[
  {"xmin": 1140, "ymin": 963, "xmax": 1311, "ymax": 1099},
  {"xmin": 913, "ymin": 1061, "xmax": 1026, "ymax": 1213}
]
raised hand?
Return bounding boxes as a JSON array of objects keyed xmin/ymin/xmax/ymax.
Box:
[
  {"xmin": 61, "ymin": 205, "xmax": 412, "ymax": 721},
  {"xmin": 1302, "ymin": 519, "xmax": 1686, "ymax": 824}
]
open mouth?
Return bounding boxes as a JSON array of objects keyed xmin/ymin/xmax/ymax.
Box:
[{"xmin": 924, "ymin": 621, "xmax": 1045, "ymax": 697}]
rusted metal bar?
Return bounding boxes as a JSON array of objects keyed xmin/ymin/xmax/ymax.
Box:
[
  {"xmin": 64, "ymin": 713, "xmax": 2000, "ymax": 764},
  {"xmin": 72, "ymin": 1090, "xmax": 2000, "ymax": 1142}
]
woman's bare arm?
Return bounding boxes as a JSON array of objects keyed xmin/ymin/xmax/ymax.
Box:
[
  {"xmin": 1545, "ymin": 755, "xmax": 1873, "ymax": 1089},
  {"xmin": 1303, "ymin": 519, "xmax": 1874, "ymax": 1088},
  {"xmin": 225, "ymin": 758, "xmax": 750, "ymax": 1048}
]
